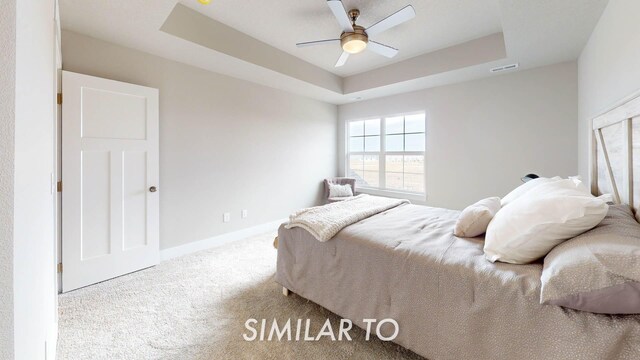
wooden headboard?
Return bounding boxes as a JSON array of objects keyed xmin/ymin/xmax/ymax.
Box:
[{"xmin": 591, "ymin": 93, "xmax": 640, "ymax": 222}]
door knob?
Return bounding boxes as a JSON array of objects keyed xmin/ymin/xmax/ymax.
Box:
[{"xmin": 149, "ymin": 186, "xmax": 157, "ymax": 193}]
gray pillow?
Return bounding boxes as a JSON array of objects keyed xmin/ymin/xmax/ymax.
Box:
[{"xmin": 540, "ymin": 204, "xmax": 640, "ymax": 314}]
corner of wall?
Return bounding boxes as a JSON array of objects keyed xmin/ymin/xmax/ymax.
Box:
[{"xmin": 0, "ymin": 0, "xmax": 16, "ymax": 357}]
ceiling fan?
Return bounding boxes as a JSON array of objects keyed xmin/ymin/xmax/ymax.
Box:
[{"xmin": 296, "ymin": 0, "xmax": 416, "ymax": 67}]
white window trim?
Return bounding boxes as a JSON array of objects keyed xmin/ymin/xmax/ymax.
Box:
[
  {"xmin": 356, "ymin": 187, "xmax": 427, "ymax": 203},
  {"xmin": 345, "ymin": 114, "xmax": 427, "ymax": 202}
]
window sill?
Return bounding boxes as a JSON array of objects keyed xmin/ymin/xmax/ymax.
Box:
[{"xmin": 356, "ymin": 187, "xmax": 427, "ymax": 204}]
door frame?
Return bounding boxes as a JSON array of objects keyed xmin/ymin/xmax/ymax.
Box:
[
  {"xmin": 49, "ymin": 1, "xmax": 62, "ymax": 358},
  {"xmin": 54, "ymin": 0, "xmax": 62, "ymax": 295}
]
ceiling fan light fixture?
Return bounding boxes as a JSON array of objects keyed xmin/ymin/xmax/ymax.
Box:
[
  {"xmin": 341, "ymin": 26, "xmax": 368, "ymax": 54},
  {"xmin": 342, "ymin": 38, "xmax": 367, "ymax": 54}
]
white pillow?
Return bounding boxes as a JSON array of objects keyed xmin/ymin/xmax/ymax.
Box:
[
  {"xmin": 454, "ymin": 197, "xmax": 501, "ymax": 238},
  {"xmin": 484, "ymin": 179, "xmax": 609, "ymax": 264},
  {"xmin": 500, "ymin": 176, "xmax": 561, "ymax": 207},
  {"xmin": 328, "ymin": 183, "xmax": 353, "ymax": 198}
]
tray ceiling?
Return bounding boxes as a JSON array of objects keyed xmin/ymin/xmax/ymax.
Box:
[
  {"xmin": 179, "ymin": 0, "xmax": 503, "ymax": 77},
  {"xmin": 59, "ymin": 0, "xmax": 609, "ymax": 104}
]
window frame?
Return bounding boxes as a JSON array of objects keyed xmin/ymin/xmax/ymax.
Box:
[{"xmin": 345, "ymin": 111, "xmax": 427, "ymax": 202}]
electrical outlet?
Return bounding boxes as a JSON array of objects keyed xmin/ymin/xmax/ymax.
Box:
[
  {"xmin": 223, "ymin": 213, "xmax": 231, "ymax": 223},
  {"xmin": 241, "ymin": 209, "xmax": 248, "ymax": 219}
]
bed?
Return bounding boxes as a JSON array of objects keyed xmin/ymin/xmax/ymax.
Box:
[{"xmin": 276, "ymin": 93, "xmax": 640, "ymax": 360}]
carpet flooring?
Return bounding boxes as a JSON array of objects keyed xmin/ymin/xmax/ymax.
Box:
[{"xmin": 57, "ymin": 232, "xmax": 422, "ymax": 359}]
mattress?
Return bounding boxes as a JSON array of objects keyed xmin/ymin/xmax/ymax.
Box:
[{"xmin": 276, "ymin": 204, "xmax": 640, "ymax": 360}]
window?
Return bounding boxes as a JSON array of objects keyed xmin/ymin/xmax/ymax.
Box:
[{"xmin": 347, "ymin": 113, "xmax": 426, "ymax": 196}]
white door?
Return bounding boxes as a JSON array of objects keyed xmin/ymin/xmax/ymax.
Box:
[{"xmin": 62, "ymin": 71, "xmax": 159, "ymax": 292}]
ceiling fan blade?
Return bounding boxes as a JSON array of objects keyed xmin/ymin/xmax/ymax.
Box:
[
  {"xmin": 366, "ymin": 5, "xmax": 416, "ymax": 36},
  {"xmin": 296, "ymin": 39, "xmax": 340, "ymax": 48},
  {"xmin": 327, "ymin": 0, "xmax": 354, "ymax": 33},
  {"xmin": 367, "ymin": 41, "xmax": 399, "ymax": 58},
  {"xmin": 335, "ymin": 52, "xmax": 349, "ymax": 67}
]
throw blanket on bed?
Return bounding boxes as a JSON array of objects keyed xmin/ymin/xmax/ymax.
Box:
[{"xmin": 285, "ymin": 194, "xmax": 409, "ymax": 242}]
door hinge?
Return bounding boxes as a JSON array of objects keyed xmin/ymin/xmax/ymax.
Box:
[
  {"xmin": 57, "ymin": 263, "xmax": 63, "ymax": 273},
  {"xmin": 57, "ymin": 93, "xmax": 62, "ymax": 105},
  {"xmin": 57, "ymin": 181, "xmax": 62, "ymax": 192}
]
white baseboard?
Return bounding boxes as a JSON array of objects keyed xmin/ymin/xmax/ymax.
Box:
[
  {"xmin": 159, "ymin": 218, "xmax": 286, "ymax": 261},
  {"xmin": 45, "ymin": 321, "xmax": 58, "ymax": 360}
]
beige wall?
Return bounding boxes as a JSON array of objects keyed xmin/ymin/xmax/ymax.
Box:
[
  {"xmin": 339, "ymin": 62, "xmax": 578, "ymax": 210},
  {"xmin": 61, "ymin": 30, "xmax": 338, "ymax": 250},
  {"xmin": 578, "ymin": 0, "xmax": 640, "ymax": 181}
]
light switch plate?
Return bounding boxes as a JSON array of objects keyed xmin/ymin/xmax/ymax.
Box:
[
  {"xmin": 223, "ymin": 213, "xmax": 231, "ymax": 223},
  {"xmin": 241, "ymin": 209, "xmax": 248, "ymax": 219}
]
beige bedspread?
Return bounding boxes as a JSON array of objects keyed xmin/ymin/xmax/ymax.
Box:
[{"xmin": 276, "ymin": 204, "xmax": 640, "ymax": 360}]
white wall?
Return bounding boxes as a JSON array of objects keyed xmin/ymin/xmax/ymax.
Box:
[
  {"xmin": 0, "ymin": 0, "xmax": 16, "ymax": 358},
  {"xmin": 61, "ymin": 30, "xmax": 338, "ymax": 250},
  {"xmin": 1, "ymin": 0, "xmax": 58, "ymax": 359},
  {"xmin": 14, "ymin": 1, "xmax": 58, "ymax": 359},
  {"xmin": 578, "ymin": 0, "xmax": 640, "ymax": 181},
  {"xmin": 339, "ymin": 62, "xmax": 578, "ymax": 210}
]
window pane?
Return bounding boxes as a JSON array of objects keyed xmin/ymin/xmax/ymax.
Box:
[
  {"xmin": 349, "ymin": 155, "xmax": 364, "ymax": 181},
  {"xmin": 405, "ymin": 133, "xmax": 425, "ymax": 151},
  {"xmin": 364, "ymin": 136, "xmax": 380, "ymax": 152},
  {"xmin": 404, "ymin": 173, "xmax": 424, "ymax": 193},
  {"xmin": 385, "ymin": 155, "xmax": 403, "ymax": 172},
  {"xmin": 349, "ymin": 136, "xmax": 364, "ymax": 152},
  {"xmin": 405, "ymin": 114, "xmax": 425, "ymax": 133},
  {"xmin": 352, "ymin": 173, "xmax": 370, "ymax": 189},
  {"xmin": 385, "ymin": 172, "xmax": 403, "ymax": 190},
  {"xmin": 349, "ymin": 121, "xmax": 364, "ymax": 136},
  {"xmin": 349, "ymin": 155, "xmax": 364, "ymax": 170},
  {"xmin": 363, "ymin": 171, "xmax": 379, "ymax": 187},
  {"xmin": 349, "ymin": 168, "xmax": 364, "ymax": 180},
  {"xmin": 363, "ymin": 155, "xmax": 379, "ymax": 171},
  {"xmin": 385, "ymin": 117, "xmax": 404, "ymax": 134},
  {"xmin": 364, "ymin": 119, "xmax": 380, "ymax": 135},
  {"xmin": 404, "ymin": 155, "xmax": 424, "ymax": 174},
  {"xmin": 386, "ymin": 134, "xmax": 403, "ymax": 151}
]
